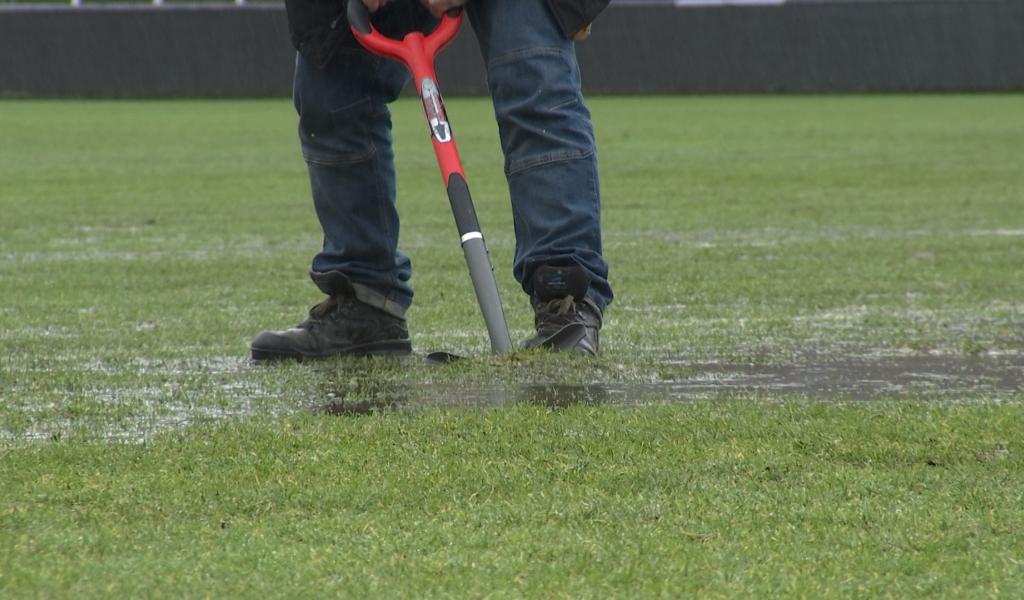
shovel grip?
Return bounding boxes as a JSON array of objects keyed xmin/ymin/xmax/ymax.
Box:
[{"xmin": 347, "ymin": 1, "xmax": 462, "ymax": 61}]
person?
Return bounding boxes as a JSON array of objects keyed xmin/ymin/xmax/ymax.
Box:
[{"xmin": 251, "ymin": 0, "xmax": 613, "ymax": 360}]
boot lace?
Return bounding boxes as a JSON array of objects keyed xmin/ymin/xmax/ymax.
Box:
[
  {"xmin": 540, "ymin": 295, "xmax": 577, "ymax": 316},
  {"xmin": 535, "ymin": 295, "xmax": 580, "ymax": 331},
  {"xmin": 298, "ymin": 295, "xmax": 342, "ymax": 328}
]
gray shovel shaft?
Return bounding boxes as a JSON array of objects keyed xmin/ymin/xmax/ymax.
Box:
[
  {"xmin": 446, "ymin": 173, "xmax": 513, "ymax": 354},
  {"xmin": 461, "ymin": 236, "xmax": 513, "ymax": 353}
]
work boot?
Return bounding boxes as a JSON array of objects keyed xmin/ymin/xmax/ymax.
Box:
[
  {"xmin": 250, "ymin": 273, "xmax": 411, "ymax": 361},
  {"xmin": 522, "ymin": 265, "xmax": 602, "ymax": 355}
]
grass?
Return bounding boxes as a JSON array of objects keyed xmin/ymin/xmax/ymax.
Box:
[
  {"xmin": 3, "ymin": 404, "xmax": 1023, "ymax": 596},
  {"xmin": 1, "ymin": 95, "xmax": 1023, "ymax": 595}
]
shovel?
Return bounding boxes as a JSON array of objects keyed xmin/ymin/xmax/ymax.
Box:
[{"xmin": 347, "ymin": 1, "xmax": 513, "ymax": 356}]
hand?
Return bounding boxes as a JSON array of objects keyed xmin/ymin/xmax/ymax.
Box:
[
  {"xmin": 419, "ymin": 0, "xmax": 468, "ymax": 19},
  {"xmin": 362, "ymin": 0, "xmax": 390, "ymax": 12},
  {"xmin": 573, "ymin": 23, "xmax": 592, "ymax": 41}
]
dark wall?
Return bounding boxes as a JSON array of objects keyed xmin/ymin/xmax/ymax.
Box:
[
  {"xmin": 0, "ymin": 7, "xmax": 295, "ymax": 97},
  {"xmin": 1, "ymin": 1, "xmax": 1022, "ymax": 97},
  {"xmin": 579, "ymin": 0, "xmax": 1024, "ymax": 93}
]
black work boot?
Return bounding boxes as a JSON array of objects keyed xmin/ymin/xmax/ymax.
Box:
[
  {"xmin": 250, "ymin": 272, "xmax": 411, "ymax": 361},
  {"xmin": 522, "ymin": 265, "xmax": 602, "ymax": 355}
]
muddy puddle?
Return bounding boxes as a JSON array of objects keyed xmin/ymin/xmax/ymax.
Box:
[{"xmin": 320, "ymin": 355, "xmax": 1022, "ymax": 414}]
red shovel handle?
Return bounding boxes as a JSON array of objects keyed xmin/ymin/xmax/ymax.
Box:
[
  {"xmin": 347, "ymin": 1, "xmax": 462, "ymax": 67},
  {"xmin": 347, "ymin": 0, "xmax": 465, "ymax": 183}
]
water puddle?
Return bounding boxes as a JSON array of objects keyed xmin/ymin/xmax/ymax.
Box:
[
  {"xmin": 4, "ymin": 354, "xmax": 1019, "ymax": 443},
  {"xmin": 670, "ymin": 355, "xmax": 1022, "ymax": 400},
  {"xmin": 320, "ymin": 355, "xmax": 1023, "ymax": 414}
]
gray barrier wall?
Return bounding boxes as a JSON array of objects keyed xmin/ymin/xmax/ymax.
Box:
[{"xmin": 1, "ymin": 1, "xmax": 1022, "ymax": 97}]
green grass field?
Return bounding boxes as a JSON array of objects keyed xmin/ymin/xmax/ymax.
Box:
[{"xmin": 1, "ymin": 95, "xmax": 1022, "ymax": 596}]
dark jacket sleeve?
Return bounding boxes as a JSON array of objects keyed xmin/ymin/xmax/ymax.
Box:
[
  {"xmin": 545, "ymin": 0, "xmax": 611, "ymax": 39},
  {"xmin": 284, "ymin": 0, "xmax": 347, "ymax": 68}
]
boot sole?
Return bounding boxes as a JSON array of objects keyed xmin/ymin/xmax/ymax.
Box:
[{"xmin": 251, "ymin": 339, "xmax": 413, "ymax": 362}]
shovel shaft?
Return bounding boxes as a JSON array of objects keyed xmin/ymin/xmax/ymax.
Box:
[{"xmin": 445, "ymin": 173, "xmax": 513, "ymax": 353}]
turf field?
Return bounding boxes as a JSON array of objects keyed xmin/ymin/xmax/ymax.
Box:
[{"xmin": 1, "ymin": 95, "xmax": 1022, "ymax": 596}]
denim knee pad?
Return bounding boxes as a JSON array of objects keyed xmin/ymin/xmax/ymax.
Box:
[{"xmin": 486, "ymin": 46, "xmax": 596, "ymax": 177}]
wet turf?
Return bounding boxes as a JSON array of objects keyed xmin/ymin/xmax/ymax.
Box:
[
  {"xmin": 1, "ymin": 96, "xmax": 1022, "ymax": 437},
  {"xmin": 1, "ymin": 95, "xmax": 1023, "ymax": 595}
]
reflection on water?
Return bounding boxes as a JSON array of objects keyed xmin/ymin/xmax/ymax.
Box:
[{"xmin": 318, "ymin": 355, "xmax": 1023, "ymax": 415}]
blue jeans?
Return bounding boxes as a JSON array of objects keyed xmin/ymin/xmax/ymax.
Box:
[{"xmin": 293, "ymin": 0, "xmax": 612, "ymax": 317}]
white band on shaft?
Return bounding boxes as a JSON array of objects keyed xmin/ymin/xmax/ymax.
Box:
[{"xmin": 460, "ymin": 231, "xmax": 483, "ymax": 244}]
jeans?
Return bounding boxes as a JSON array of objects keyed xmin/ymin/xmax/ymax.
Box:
[{"xmin": 293, "ymin": 0, "xmax": 612, "ymax": 317}]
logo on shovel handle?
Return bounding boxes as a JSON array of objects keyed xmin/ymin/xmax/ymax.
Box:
[{"xmin": 420, "ymin": 78, "xmax": 452, "ymax": 143}]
